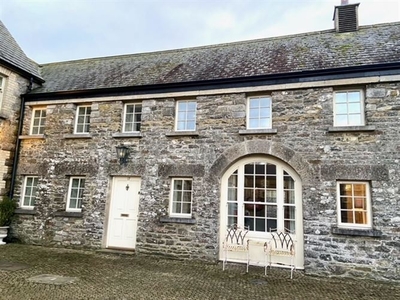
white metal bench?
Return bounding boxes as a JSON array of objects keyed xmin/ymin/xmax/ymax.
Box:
[
  {"xmin": 222, "ymin": 224, "xmax": 249, "ymax": 273},
  {"xmin": 264, "ymin": 228, "xmax": 295, "ymax": 279}
]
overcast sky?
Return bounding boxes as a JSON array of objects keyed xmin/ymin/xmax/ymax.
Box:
[{"xmin": 1, "ymin": 0, "xmax": 399, "ymax": 64}]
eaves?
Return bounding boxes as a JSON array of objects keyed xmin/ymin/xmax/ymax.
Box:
[{"xmin": 23, "ymin": 61, "xmax": 400, "ymax": 101}]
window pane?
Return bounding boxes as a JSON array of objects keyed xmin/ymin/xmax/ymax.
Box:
[
  {"xmin": 249, "ymin": 99, "xmax": 259, "ymax": 108},
  {"xmin": 336, "ymin": 103, "xmax": 348, "ymax": 114},
  {"xmin": 249, "ymin": 108, "xmax": 259, "ymax": 118},
  {"xmin": 126, "ymin": 105, "xmax": 134, "ymax": 113},
  {"xmin": 348, "ymin": 92, "xmax": 360, "ymax": 102},
  {"xmin": 341, "ymin": 210, "xmax": 353, "ymax": 223},
  {"xmin": 335, "ymin": 115, "xmax": 348, "ymax": 126},
  {"xmin": 69, "ymin": 198, "xmax": 77, "ymax": 209},
  {"xmin": 172, "ymin": 202, "xmax": 181, "ymax": 214},
  {"xmin": 255, "ymin": 218, "xmax": 266, "ymax": 232},
  {"xmin": 248, "ymin": 119, "xmax": 259, "ymax": 129},
  {"xmin": 228, "ymin": 188, "xmax": 237, "ymax": 201},
  {"xmin": 173, "ymin": 180, "xmax": 182, "ymax": 190},
  {"xmin": 183, "ymin": 180, "xmax": 192, "ymax": 190},
  {"xmin": 182, "ymin": 203, "xmax": 191, "ymax": 214},
  {"xmin": 259, "ymin": 118, "xmax": 269, "ymax": 129},
  {"xmin": 244, "ymin": 175, "xmax": 253, "ymax": 188},
  {"xmin": 228, "ymin": 173, "xmax": 237, "ymax": 187},
  {"xmin": 186, "ymin": 121, "xmax": 196, "ymax": 130},
  {"xmin": 284, "ymin": 190, "xmax": 295, "ymax": 204},
  {"xmin": 259, "ymin": 97, "xmax": 271, "ymax": 107},
  {"xmin": 244, "ymin": 164, "xmax": 254, "ymax": 174},
  {"xmin": 177, "ymin": 102, "xmax": 186, "ymax": 110},
  {"xmin": 176, "ymin": 122, "xmax": 185, "ymax": 131},
  {"xmin": 335, "ymin": 92, "xmax": 347, "ymax": 103},
  {"xmin": 187, "ymin": 102, "xmax": 196, "ymax": 110},
  {"xmin": 348, "ymin": 102, "xmax": 361, "ymax": 114},
  {"xmin": 349, "ymin": 115, "xmax": 362, "ymax": 125},
  {"xmin": 355, "ymin": 211, "xmax": 367, "ymax": 224},
  {"xmin": 284, "ymin": 206, "xmax": 295, "ymax": 219},
  {"xmin": 340, "ymin": 197, "xmax": 352, "ymax": 209},
  {"xmin": 228, "ymin": 203, "xmax": 238, "ymax": 215},
  {"xmin": 266, "ymin": 205, "xmax": 277, "ymax": 218}
]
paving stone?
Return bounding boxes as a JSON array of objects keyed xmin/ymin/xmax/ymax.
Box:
[
  {"xmin": 27, "ymin": 274, "xmax": 77, "ymax": 285},
  {"xmin": 0, "ymin": 244, "xmax": 399, "ymax": 300},
  {"xmin": 0, "ymin": 260, "xmax": 29, "ymax": 271}
]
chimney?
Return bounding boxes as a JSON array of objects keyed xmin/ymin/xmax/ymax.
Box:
[{"xmin": 333, "ymin": 1, "xmax": 360, "ymax": 33}]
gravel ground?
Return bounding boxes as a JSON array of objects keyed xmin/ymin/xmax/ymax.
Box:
[{"xmin": 0, "ymin": 244, "xmax": 399, "ymax": 300}]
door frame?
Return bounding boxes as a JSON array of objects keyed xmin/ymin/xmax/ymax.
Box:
[{"xmin": 105, "ymin": 176, "xmax": 141, "ymax": 250}]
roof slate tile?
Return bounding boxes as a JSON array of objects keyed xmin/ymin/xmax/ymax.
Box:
[{"xmin": 32, "ymin": 22, "xmax": 400, "ymax": 94}]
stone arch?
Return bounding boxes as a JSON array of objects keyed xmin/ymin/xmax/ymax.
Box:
[{"xmin": 209, "ymin": 140, "xmax": 313, "ymax": 184}]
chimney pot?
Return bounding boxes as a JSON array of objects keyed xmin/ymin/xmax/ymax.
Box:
[{"xmin": 341, "ymin": 0, "xmax": 349, "ymax": 5}]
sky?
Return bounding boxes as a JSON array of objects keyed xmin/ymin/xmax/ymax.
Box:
[{"xmin": 1, "ymin": 0, "xmax": 399, "ymax": 64}]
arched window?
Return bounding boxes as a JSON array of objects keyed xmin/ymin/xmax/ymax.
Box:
[{"xmin": 220, "ymin": 156, "xmax": 304, "ymax": 268}]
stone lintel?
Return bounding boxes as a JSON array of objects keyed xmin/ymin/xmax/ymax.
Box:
[
  {"xmin": 158, "ymin": 164, "xmax": 205, "ymax": 177},
  {"xmin": 321, "ymin": 164, "xmax": 389, "ymax": 181}
]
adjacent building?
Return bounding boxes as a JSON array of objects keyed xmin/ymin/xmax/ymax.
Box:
[
  {"xmin": 3, "ymin": 3, "xmax": 400, "ymax": 281},
  {"xmin": 0, "ymin": 21, "xmax": 43, "ymax": 198}
]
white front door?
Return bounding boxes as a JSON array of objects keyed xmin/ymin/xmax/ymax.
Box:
[{"xmin": 107, "ymin": 177, "xmax": 141, "ymax": 250}]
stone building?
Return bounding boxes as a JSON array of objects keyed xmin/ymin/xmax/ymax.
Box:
[
  {"xmin": 6, "ymin": 4, "xmax": 400, "ymax": 280},
  {"xmin": 0, "ymin": 21, "xmax": 43, "ymax": 197}
]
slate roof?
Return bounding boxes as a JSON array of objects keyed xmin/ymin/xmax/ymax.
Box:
[
  {"xmin": 0, "ymin": 20, "xmax": 43, "ymax": 82},
  {"xmin": 32, "ymin": 22, "xmax": 400, "ymax": 94}
]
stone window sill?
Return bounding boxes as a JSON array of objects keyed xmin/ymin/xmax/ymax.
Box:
[
  {"xmin": 63, "ymin": 134, "xmax": 92, "ymax": 139},
  {"xmin": 14, "ymin": 208, "xmax": 38, "ymax": 215},
  {"xmin": 112, "ymin": 132, "xmax": 142, "ymax": 138},
  {"xmin": 331, "ymin": 226, "xmax": 382, "ymax": 237},
  {"xmin": 239, "ymin": 129, "xmax": 278, "ymax": 135},
  {"xmin": 19, "ymin": 134, "xmax": 45, "ymax": 140},
  {"xmin": 53, "ymin": 211, "xmax": 83, "ymax": 218},
  {"xmin": 165, "ymin": 131, "xmax": 199, "ymax": 137},
  {"xmin": 160, "ymin": 216, "xmax": 196, "ymax": 224},
  {"xmin": 327, "ymin": 126, "xmax": 376, "ymax": 133}
]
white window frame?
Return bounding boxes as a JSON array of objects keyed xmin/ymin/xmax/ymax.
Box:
[
  {"xmin": 0, "ymin": 75, "xmax": 5, "ymax": 110},
  {"xmin": 333, "ymin": 90, "xmax": 365, "ymax": 127},
  {"xmin": 123, "ymin": 103, "xmax": 142, "ymax": 132},
  {"xmin": 74, "ymin": 105, "xmax": 91, "ymax": 134},
  {"xmin": 20, "ymin": 176, "xmax": 39, "ymax": 209},
  {"xmin": 169, "ymin": 178, "xmax": 193, "ymax": 218},
  {"xmin": 175, "ymin": 100, "xmax": 197, "ymax": 131},
  {"xmin": 247, "ymin": 96, "xmax": 272, "ymax": 130},
  {"xmin": 30, "ymin": 108, "xmax": 47, "ymax": 135},
  {"xmin": 66, "ymin": 177, "xmax": 86, "ymax": 212},
  {"xmin": 337, "ymin": 181, "xmax": 372, "ymax": 229}
]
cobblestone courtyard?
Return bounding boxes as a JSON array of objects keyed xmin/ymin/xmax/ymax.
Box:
[{"xmin": 0, "ymin": 244, "xmax": 399, "ymax": 299}]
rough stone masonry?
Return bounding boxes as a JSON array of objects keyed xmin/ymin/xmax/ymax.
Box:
[{"xmin": 11, "ymin": 82, "xmax": 400, "ymax": 281}]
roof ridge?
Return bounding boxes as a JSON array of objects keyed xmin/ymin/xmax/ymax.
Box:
[{"xmin": 41, "ymin": 21, "xmax": 400, "ymax": 67}]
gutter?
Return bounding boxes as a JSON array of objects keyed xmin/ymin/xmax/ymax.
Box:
[
  {"xmin": 23, "ymin": 61, "xmax": 400, "ymax": 101},
  {"xmin": 9, "ymin": 92, "xmax": 27, "ymax": 199}
]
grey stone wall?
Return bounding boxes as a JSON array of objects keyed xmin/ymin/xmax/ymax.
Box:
[{"xmin": 12, "ymin": 82, "xmax": 400, "ymax": 281}]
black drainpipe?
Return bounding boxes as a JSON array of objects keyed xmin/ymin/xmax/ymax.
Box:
[{"xmin": 9, "ymin": 78, "xmax": 32, "ymax": 199}]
